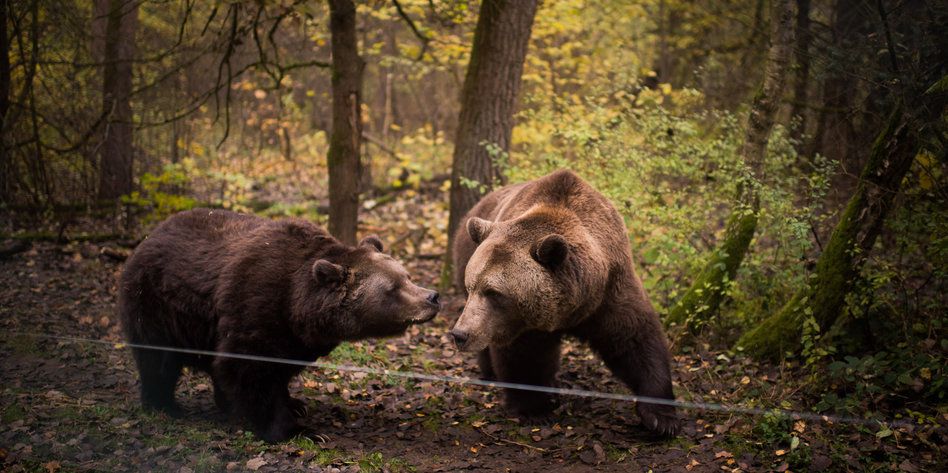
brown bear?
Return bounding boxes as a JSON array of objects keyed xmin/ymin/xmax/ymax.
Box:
[
  {"xmin": 119, "ymin": 209, "xmax": 441, "ymax": 442},
  {"xmin": 450, "ymin": 169, "xmax": 679, "ymax": 435}
]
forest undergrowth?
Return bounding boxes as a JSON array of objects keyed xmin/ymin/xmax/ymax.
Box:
[{"xmin": 1, "ymin": 183, "xmax": 945, "ymax": 473}]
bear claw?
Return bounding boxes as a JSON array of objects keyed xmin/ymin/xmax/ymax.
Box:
[
  {"xmin": 637, "ymin": 404, "xmax": 681, "ymax": 437},
  {"xmin": 287, "ymin": 397, "xmax": 308, "ymax": 418}
]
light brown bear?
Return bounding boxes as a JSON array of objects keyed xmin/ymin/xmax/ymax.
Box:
[{"xmin": 450, "ymin": 169, "xmax": 679, "ymax": 435}]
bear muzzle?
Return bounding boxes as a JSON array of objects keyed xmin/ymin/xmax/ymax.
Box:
[{"xmin": 409, "ymin": 289, "xmax": 441, "ymax": 324}]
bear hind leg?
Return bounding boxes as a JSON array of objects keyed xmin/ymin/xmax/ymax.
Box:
[
  {"xmin": 491, "ymin": 331, "xmax": 561, "ymax": 417},
  {"xmin": 133, "ymin": 348, "xmax": 184, "ymax": 417}
]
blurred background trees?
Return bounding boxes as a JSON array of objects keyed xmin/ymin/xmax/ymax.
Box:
[{"xmin": 1, "ymin": 0, "xmax": 945, "ymax": 412}]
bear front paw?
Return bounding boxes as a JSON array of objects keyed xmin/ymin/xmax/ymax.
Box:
[
  {"xmin": 637, "ymin": 403, "xmax": 680, "ymax": 436},
  {"xmin": 506, "ymin": 390, "xmax": 557, "ymax": 418},
  {"xmin": 257, "ymin": 418, "xmax": 302, "ymax": 443},
  {"xmin": 287, "ymin": 397, "xmax": 308, "ymax": 418}
]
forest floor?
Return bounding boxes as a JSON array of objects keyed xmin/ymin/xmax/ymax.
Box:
[{"xmin": 1, "ymin": 192, "xmax": 946, "ymax": 473}]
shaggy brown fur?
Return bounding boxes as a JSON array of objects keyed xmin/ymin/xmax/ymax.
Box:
[
  {"xmin": 451, "ymin": 170, "xmax": 679, "ymax": 435},
  {"xmin": 119, "ymin": 209, "xmax": 440, "ymax": 442}
]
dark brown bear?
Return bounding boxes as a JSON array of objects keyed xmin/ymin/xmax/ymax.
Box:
[
  {"xmin": 119, "ymin": 209, "xmax": 441, "ymax": 442},
  {"xmin": 450, "ymin": 169, "xmax": 679, "ymax": 435}
]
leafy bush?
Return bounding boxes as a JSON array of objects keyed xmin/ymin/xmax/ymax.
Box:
[{"xmin": 122, "ymin": 162, "xmax": 198, "ymax": 225}]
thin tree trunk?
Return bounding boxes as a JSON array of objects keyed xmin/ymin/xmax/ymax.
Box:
[
  {"xmin": 807, "ymin": 0, "xmax": 862, "ymax": 163},
  {"xmin": 789, "ymin": 0, "xmax": 811, "ymax": 149},
  {"xmin": 443, "ymin": 0, "xmax": 538, "ymax": 287},
  {"xmin": 666, "ymin": 0, "xmax": 795, "ymax": 333},
  {"xmin": 737, "ymin": 102, "xmax": 923, "ymax": 360},
  {"xmin": 97, "ymin": 0, "xmax": 138, "ymax": 202},
  {"xmin": 327, "ymin": 0, "xmax": 363, "ymax": 245},
  {"xmin": 380, "ymin": 26, "xmax": 397, "ymax": 142},
  {"xmin": 0, "ymin": 0, "xmax": 10, "ymax": 201}
]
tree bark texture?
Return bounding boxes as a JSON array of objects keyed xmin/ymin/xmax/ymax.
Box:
[
  {"xmin": 738, "ymin": 103, "xmax": 921, "ymax": 360},
  {"xmin": 807, "ymin": 0, "xmax": 863, "ymax": 164},
  {"xmin": 666, "ymin": 0, "xmax": 795, "ymax": 333},
  {"xmin": 789, "ymin": 0, "xmax": 811, "ymax": 148},
  {"xmin": 0, "ymin": 0, "xmax": 10, "ymax": 201},
  {"xmin": 97, "ymin": 0, "xmax": 138, "ymax": 201},
  {"xmin": 327, "ymin": 0, "xmax": 364, "ymax": 245},
  {"xmin": 444, "ymin": 0, "xmax": 538, "ymax": 285}
]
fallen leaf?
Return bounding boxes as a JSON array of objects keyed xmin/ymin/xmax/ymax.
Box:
[
  {"xmin": 899, "ymin": 460, "xmax": 920, "ymax": 472},
  {"xmin": 775, "ymin": 449, "xmax": 787, "ymax": 456},
  {"xmin": 714, "ymin": 450, "xmax": 733, "ymax": 459},
  {"xmin": 43, "ymin": 461, "xmax": 61, "ymax": 473},
  {"xmin": 246, "ymin": 457, "xmax": 267, "ymax": 471}
]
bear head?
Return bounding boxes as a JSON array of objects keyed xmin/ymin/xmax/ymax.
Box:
[
  {"xmin": 451, "ymin": 206, "xmax": 608, "ymax": 351},
  {"xmin": 294, "ymin": 235, "xmax": 441, "ymax": 341}
]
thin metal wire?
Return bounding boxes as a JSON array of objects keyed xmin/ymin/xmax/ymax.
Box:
[{"xmin": 9, "ymin": 331, "xmax": 911, "ymax": 428}]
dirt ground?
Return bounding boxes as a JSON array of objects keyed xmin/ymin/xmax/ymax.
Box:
[{"xmin": 1, "ymin": 236, "xmax": 945, "ymax": 472}]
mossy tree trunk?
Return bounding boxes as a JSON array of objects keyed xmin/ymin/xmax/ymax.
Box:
[
  {"xmin": 737, "ymin": 103, "xmax": 922, "ymax": 360},
  {"xmin": 666, "ymin": 0, "xmax": 795, "ymax": 333}
]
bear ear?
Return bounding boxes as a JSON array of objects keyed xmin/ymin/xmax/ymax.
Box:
[
  {"xmin": 467, "ymin": 217, "xmax": 493, "ymax": 245},
  {"xmin": 312, "ymin": 259, "xmax": 345, "ymax": 285},
  {"xmin": 359, "ymin": 235, "xmax": 384, "ymax": 252},
  {"xmin": 532, "ymin": 234, "xmax": 569, "ymax": 268}
]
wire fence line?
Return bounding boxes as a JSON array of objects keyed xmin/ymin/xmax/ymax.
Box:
[{"xmin": 7, "ymin": 331, "xmax": 911, "ymax": 428}]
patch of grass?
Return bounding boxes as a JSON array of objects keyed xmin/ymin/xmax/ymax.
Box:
[
  {"xmin": 311, "ymin": 447, "xmax": 346, "ymax": 466},
  {"xmin": 192, "ymin": 449, "xmax": 222, "ymax": 473},
  {"xmin": 357, "ymin": 451, "xmax": 415, "ymax": 473},
  {"xmin": 604, "ymin": 444, "xmax": 631, "ymax": 463},
  {"xmin": 6, "ymin": 335, "xmax": 41, "ymax": 355},
  {"xmin": 2, "ymin": 401, "xmax": 26, "ymax": 423},
  {"xmin": 52, "ymin": 405, "xmax": 84, "ymax": 421},
  {"xmin": 421, "ymin": 416, "xmax": 442, "ymax": 433},
  {"xmin": 143, "ymin": 433, "xmax": 179, "ymax": 449},
  {"xmin": 290, "ymin": 434, "xmax": 318, "ymax": 450},
  {"xmin": 182, "ymin": 426, "xmax": 212, "ymax": 443},
  {"xmin": 232, "ymin": 431, "xmax": 268, "ymax": 454},
  {"xmin": 328, "ymin": 342, "xmax": 377, "ymax": 365}
]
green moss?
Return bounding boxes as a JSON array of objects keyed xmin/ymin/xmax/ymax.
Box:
[
  {"xmin": 737, "ymin": 292, "xmax": 805, "ymax": 360},
  {"xmin": 738, "ymin": 105, "xmax": 909, "ymax": 360},
  {"xmin": 667, "ymin": 205, "xmax": 758, "ymax": 332}
]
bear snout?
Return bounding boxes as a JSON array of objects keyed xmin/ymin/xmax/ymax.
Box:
[
  {"xmin": 426, "ymin": 290, "xmax": 441, "ymax": 307},
  {"xmin": 449, "ymin": 329, "xmax": 470, "ymax": 350}
]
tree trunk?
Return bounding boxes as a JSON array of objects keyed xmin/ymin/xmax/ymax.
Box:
[
  {"xmin": 327, "ymin": 0, "xmax": 363, "ymax": 245},
  {"xmin": 807, "ymin": 0, "xmax": 862, "ymax": 165},
  {"xmin": 789, "ymin": 0, "xmax": 811, "ymax": 149},
  {"xmin": 666, "ymin": 0, "xmax": 795, "ymax": 333},
  {"xmin": 443, "ymin": 0, "xmax": 538, "ymax": 286},
  {"xmin": 97, "ymin": 0, "xmax": 138, "ymax": 202},
  {"xmin": 0, "ymin": 0, "xmax": 10, "ymax": 202},
  {"xmin": 737, "ymin": 103, "xmax": 922, "ymax": 360}
]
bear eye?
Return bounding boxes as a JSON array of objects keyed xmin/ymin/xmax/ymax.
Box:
[{"xmin": 482, "ymin": 288, "xmax": 504, "ymax": 300}]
